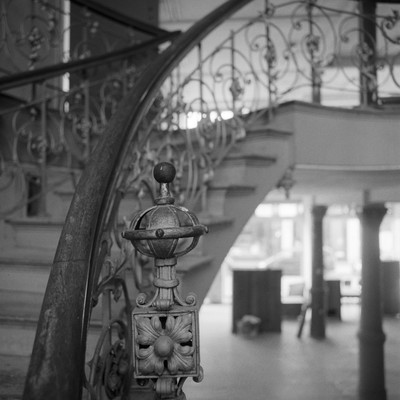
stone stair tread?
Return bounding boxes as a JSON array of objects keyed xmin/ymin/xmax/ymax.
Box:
[
  {"xmin": 224, "ymin": 153, "xmax": 276, "ymax": 164},
  {"xmin": 208, "ymin": 183, "xmax": 256, "ymax": 192},
  {"xmin": 0, "ymin": 291, "xmax": 44, "ymax": 321},
  {"xmin": 0, "ymin": 247, "xmax": 54, "ymax": 266},
  {"xmin": 0, "ymin": 314, "xmax": 39, "ymax": 327},
  {"xmin": 5, "ymin": 216, "xmax": 66, "ymax": 226},
  {"xmin": 0, "ymin": 315, "xmax": 103, "ymax": 358},
  {"xmin": 0, "ymin": 353, "xmax": 30, "ymax": 399},
  {"xmin": 245, "ymin": 126, "xmax": 293, "ymax": 137}
]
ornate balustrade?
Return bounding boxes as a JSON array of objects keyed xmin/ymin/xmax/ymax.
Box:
[
  {"xmin": 110, "ymin": 0, "xmax": 400, "ymax": 210},
  {"xmin": 0, "ymin": 1, "xmax": 398, "ymax": 399},
  {"xmin": 0, "ymin": 0, "xmax": 169, "ymax": 75},
  {"xmin": 0, "ymin": 0, "xmax": 177, "ymax": 217},
  {"xmin": 2, "ymin": 0, "xmax": 400, "ymax": 218},
  {"xmin": 161, "ymin": 0, "xmax": 400, "ymax": 114}
]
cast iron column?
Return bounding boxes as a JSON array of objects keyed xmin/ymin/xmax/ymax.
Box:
[
  {"xmin": 358, "ymin": 203, "xmax": 387, "ymax": 400},
  {"xmin": 310, "ymin": 205, "xmax": 327, "ymax": 339}
]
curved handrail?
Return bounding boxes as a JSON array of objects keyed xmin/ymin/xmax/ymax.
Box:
[
  {"xmin": 70, "ymin": 0, "xmax": 172, "ymax": 37},
  {"xmin": 0, "ymin": 32, "xmax": 179, "ymax": 91},
  {"xmin": 22, "ymin": 0, "xmax": 253, "ymax": 399}
]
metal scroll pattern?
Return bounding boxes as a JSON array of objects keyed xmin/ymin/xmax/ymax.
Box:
[
  {"xmin": 0, "ymin": 63, "xmax": 144, "ymax": 219},
  {"xmin": 81, "ymin": 4, "xmax": 400, "ymax": 396},
  {"xmin": 0, "ymin": 0, "xmax": 139, "ymax": 74},
  {"xmin": 2, "ymin": 1, "xmax": 400, "ymax": 398},
  {"xmin": 0, "ymin": 0, "xmax": 147, "ymax": 218},
  {"xmin": 2, "ymin": 1, "xmax": 400, "ymax": 216},
  {"xmin": 96, "ymin": 0, "xmax": 400, "ymax": 208},
  {"xmin": 163, "ymin": 0, "xmax": 400, "ymax": 112}
]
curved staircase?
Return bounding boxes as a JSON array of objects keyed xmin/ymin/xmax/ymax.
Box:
[
  {"xmin": 1, "ymin": 0, "xmax": 400, "ymax": 398},
  {"xmin": 0, "ymin": 116, "xmax": 294, "ymax": 350},
  {"xmin": 2, "ymin": 98, "xmax": 400, "ymax": 355}
]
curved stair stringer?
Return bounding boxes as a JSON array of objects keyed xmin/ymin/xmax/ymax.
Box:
[{"xmin": 180, "ymin": 126, "xmax": 295, "ymax": 306}]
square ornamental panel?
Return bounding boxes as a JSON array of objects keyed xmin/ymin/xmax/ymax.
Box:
[{"xmin": 132, "ymin": 307, "xmax": 200, "ymax": 380}]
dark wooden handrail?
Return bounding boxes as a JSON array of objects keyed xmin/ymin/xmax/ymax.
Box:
[
  {"xmin": 70, "ymin": 0, "xmax": 171, "ymax": 37},
  {"xmin": 23, "ymin": 0, "xmax": 253, "ymax": 399},
  {"xmin": 0, "ymin": 32, "xmax": 180, "ymax": 92}
]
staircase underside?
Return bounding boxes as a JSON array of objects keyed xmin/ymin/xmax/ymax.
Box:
[{"xmin": 263, "ymin": 101, "xmax": 400, "ymax": 204}]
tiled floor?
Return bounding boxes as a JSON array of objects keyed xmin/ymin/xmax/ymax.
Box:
[
  {"xmin": 184, "ymin": 302, "xmax": 400, "ymax": 400},
  {"xmin": 1, "ymin": 302, "xmax": 399, "ymax": 400}
]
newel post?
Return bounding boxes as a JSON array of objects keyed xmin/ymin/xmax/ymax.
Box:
[{"xmin": 122, "ymin": 162, "xmax": 208, "ymax": 399}]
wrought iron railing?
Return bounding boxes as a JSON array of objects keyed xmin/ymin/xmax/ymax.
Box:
[
  {"xmin": 161, "ymin": 0, "xmax": 400, "ymax": 113},
  {"xmin": 0, "ymin": 0, "xmax": 178, "ymax": 218},
  {"xmin": 2, "ymin": 0, "xmax": 398, "ymax": 398},
  {"xmin": 2, "ymin": 0, "xmax": 400, "ymax": 217},
  {"xmin": 0, "ymin": 0, "xmax": 169, "ymax": 76}
]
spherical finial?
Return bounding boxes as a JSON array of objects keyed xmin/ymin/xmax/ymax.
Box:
[{"xmin": 153, "ymin": 162, "xmax": 176, "ymax": 184}]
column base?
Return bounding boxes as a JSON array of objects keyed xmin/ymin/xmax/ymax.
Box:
[{"xmin": 359, "ymin": 388, "xmax": 386, "ymax": 400}]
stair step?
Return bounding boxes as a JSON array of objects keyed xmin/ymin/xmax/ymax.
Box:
[
  {"xmin": 223, "ymin": 153, "xmax": 276, "ymax": 165},
  {"xmin": 0, "ymin": 249, "xmax": 53, "ymax": 315},
  {"xmin": 4, "ymin": 212, "xmax": 233, "ymax": 250},
  {"xmin": 213, "ymin": 154, "xmax": 276, "ymax": 187},
  {"xmin": 0, "ymin": 265, "xmax": 50, "ymax": 295},
  {"xmin": 0, "ymin": 247, "xmax": 54, "ymax": 266},
  {"xmin": 245, "ymin": 126, "xmax": 293, "ymax": 138},
  {"xmin": 0, "ymin": 316, "xmax": 103, "ymax": 359},
  {"xmin": 4, "ymin": 217, "xmax": 64, "ymax": 249},
  {"xmin": 209, "ymin": 184, "xmax": 255, "ymax": 193},
  {"xmin": 0, "ymin": 353, "xmax": 29, "ymax": 399},
  {"xmin": 0, "ymin": 242, "xmax": 214, "ymax": 317},
  {"xmin": 229, "ymin": 126, "xmax": 293, "ymax": 160},
  {"xmin": 203, "ymin": 185, "xmax": 257, "ymax": 217},
  {"xmin": 0, "ymin": 321, "xmax": 37, "ymax": 357},
  {"xmin": 0, "ymin": 291, "xmax": 44, "ymax": 321}
]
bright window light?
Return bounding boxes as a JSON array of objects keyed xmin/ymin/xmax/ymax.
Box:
[
  {"xmin": 210, "ymin": 111, "xmax": 218, "ymax": 122},
  {"xmin": 221, "ymin": 110, "xmax": 234, "ymax": 120},
  {"xmin": 186, "ymin": 111, "xmax": 202, "ymax": 129},
  {"xmin": 278, "ymin": 203, "xmax": 298, "ymax": 218},
  {"xmin": 255, "ymin": 204, "xmax": 273, "ymax": 218}
]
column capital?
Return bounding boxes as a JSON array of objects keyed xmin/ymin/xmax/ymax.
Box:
[
  {"xmin": 358, "ymin": 203, "xmax": 387, "ymax": 225},
  {"xmin": 311, "ymin": 205, "xmax": 328, "ymax": 219}
]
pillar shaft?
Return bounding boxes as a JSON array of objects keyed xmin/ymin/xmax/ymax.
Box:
[
  {"xmin": 310, "ymin": 205, "xmax": 327, "ymax": 339},
  {"xmin": 358, "ymin": 203, "xmax": 387, "ymax": 400}
]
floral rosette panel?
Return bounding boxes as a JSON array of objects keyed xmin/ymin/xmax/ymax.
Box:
[{"xmin": 132, "ymin": 308, "xmax": 200, "ymax": 379}]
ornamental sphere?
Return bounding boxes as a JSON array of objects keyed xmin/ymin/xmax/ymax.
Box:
[{"xmin": 153, "ymin": 162, "xmax": 176, "ymax": 184}]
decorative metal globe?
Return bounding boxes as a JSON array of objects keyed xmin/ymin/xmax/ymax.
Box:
[{"xmin": 122, "ymin": 162, "xmax": 207, "ymax": 260}]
